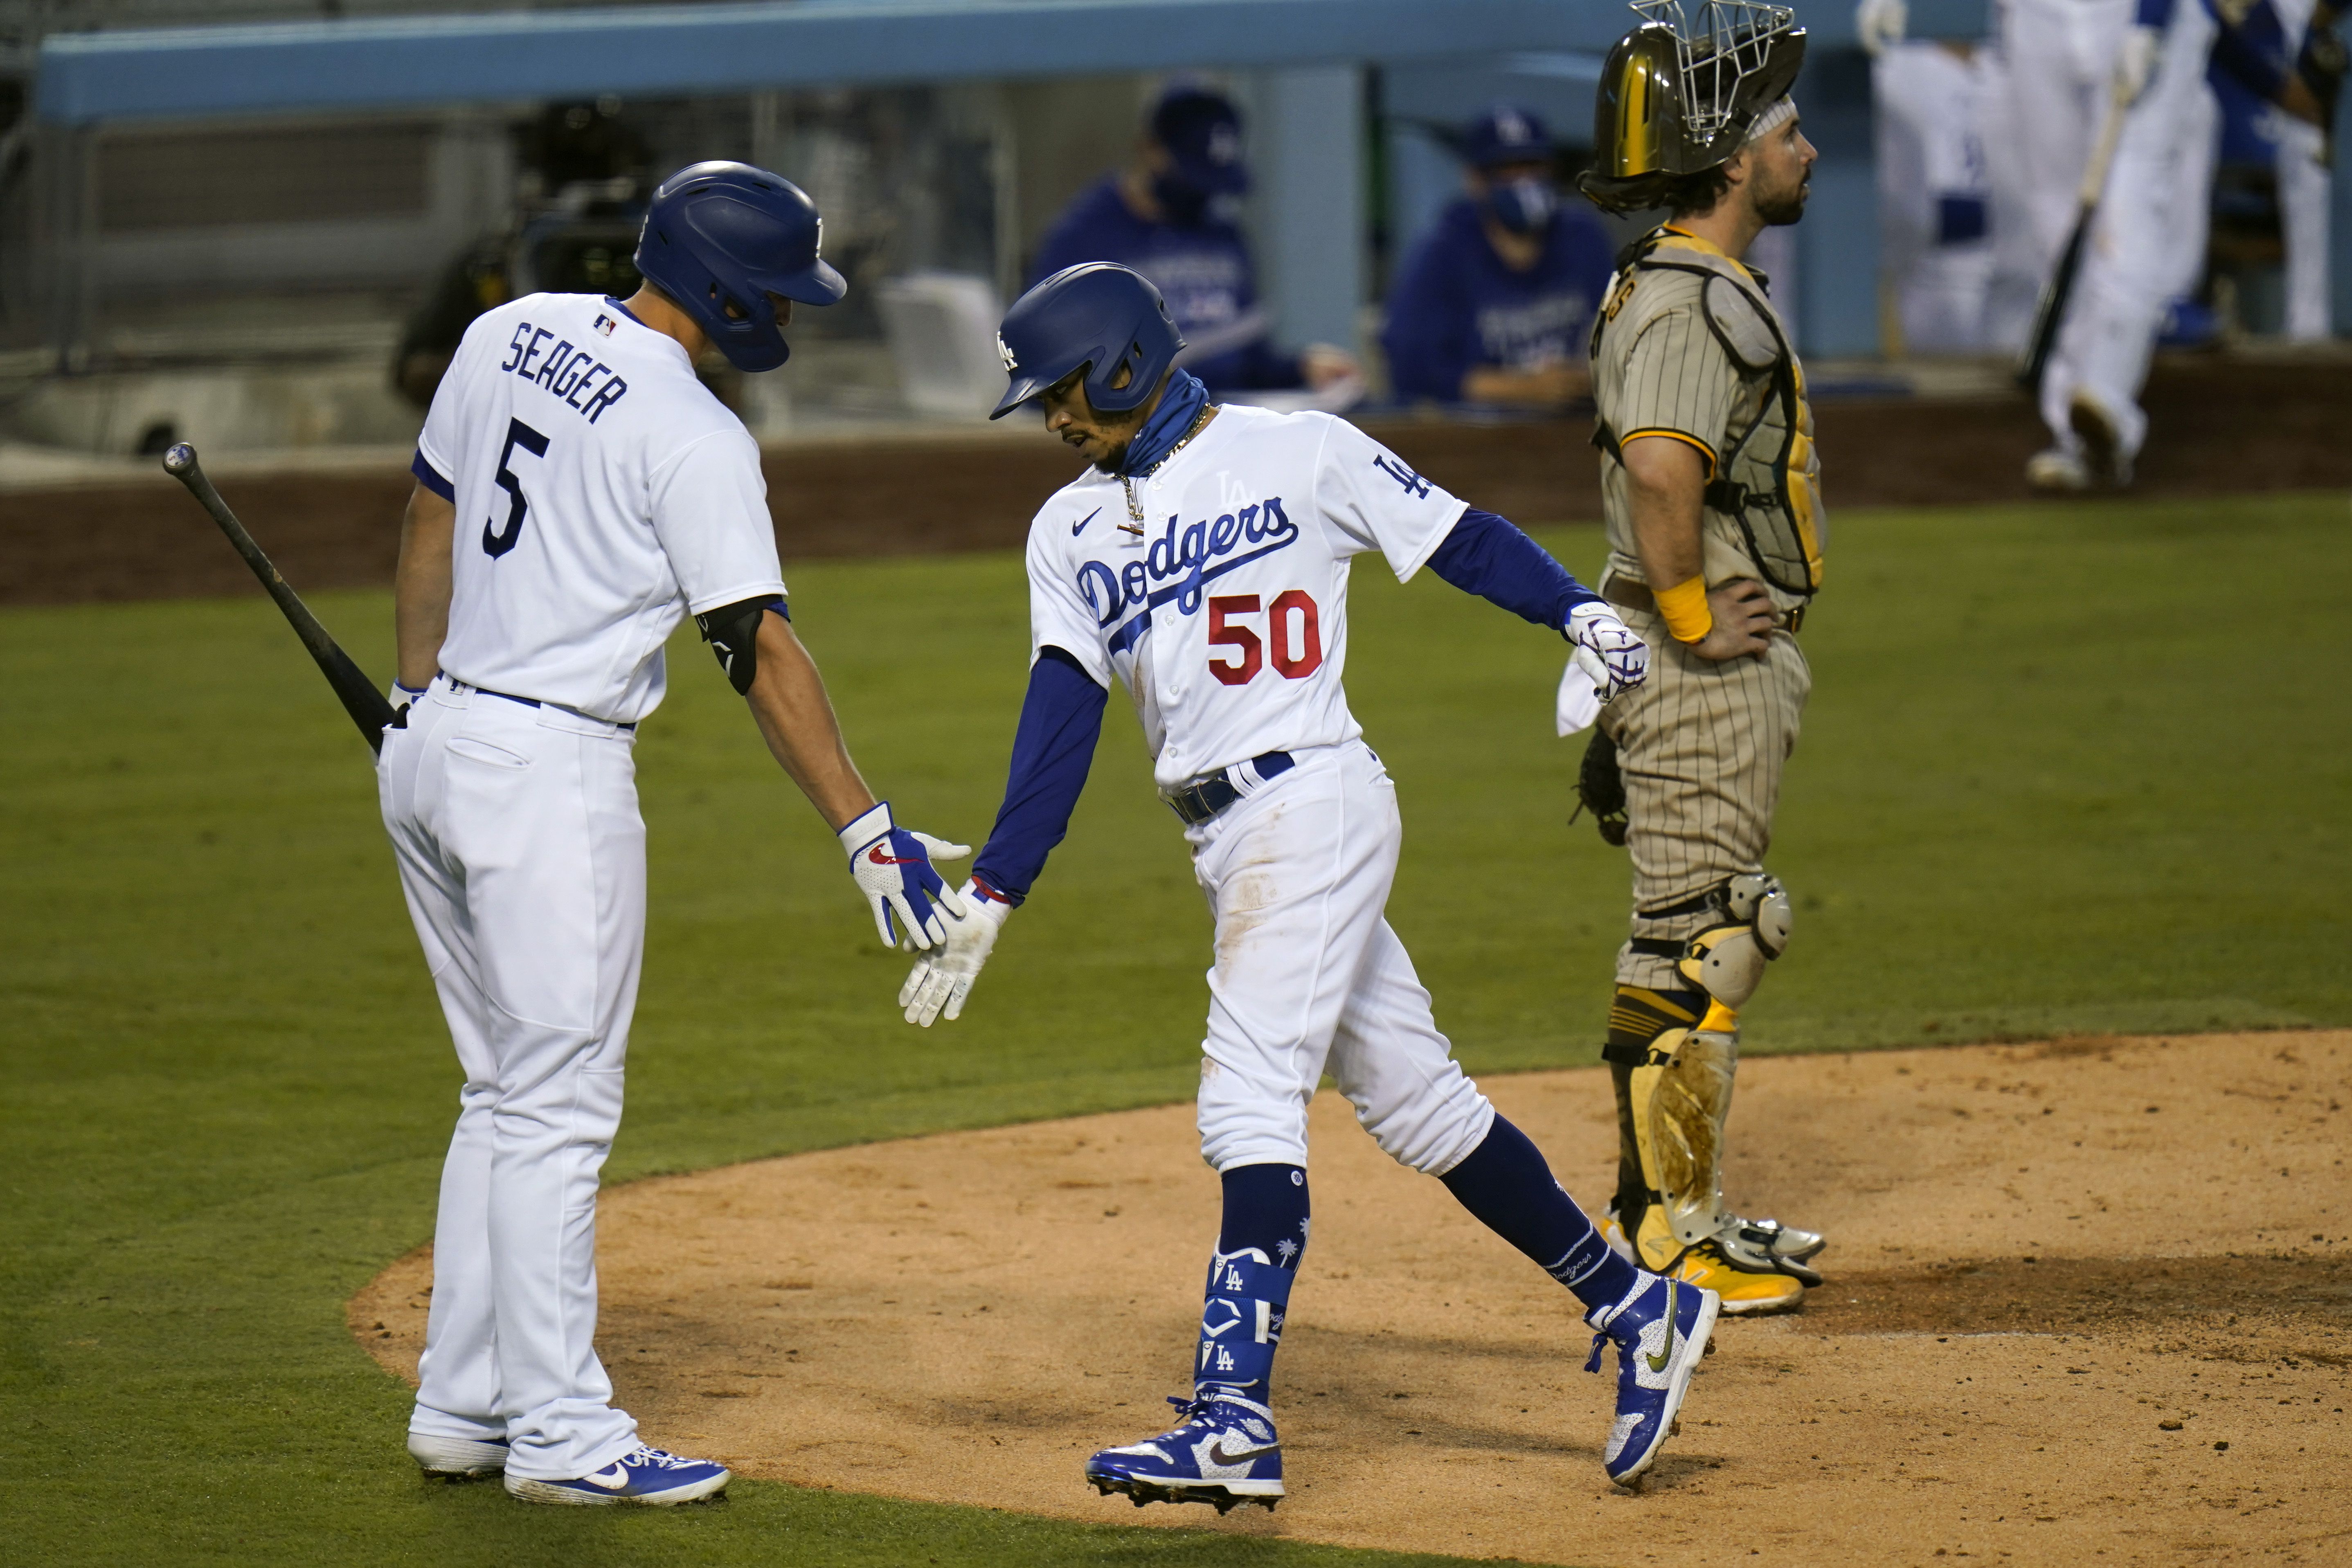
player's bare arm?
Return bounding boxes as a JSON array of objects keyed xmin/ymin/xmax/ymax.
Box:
[
  {"xmin": 1619, "ymin": 436, "xmax": 1774, "ymax": 662},
  {"xmin": 392, "ymin": 483, "xmax": 457, "ymax": 693},
  {"xmin": 738, "ymin": 610, "xmax": 882, "ymax": 832}
]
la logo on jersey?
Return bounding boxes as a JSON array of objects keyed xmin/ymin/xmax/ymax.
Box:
[{"xmin": 1076, "ymin": 497, "xmax": 1301, "ymax": 654}]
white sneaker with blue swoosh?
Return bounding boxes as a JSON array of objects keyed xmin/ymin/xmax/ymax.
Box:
[
  {"xmin": 505, "ymin": 1444, "xmax": 731, "ymax": 1506},
  {"xmin": 1085, "ymin": 1390, "xmax": 1283, "ymax": 1513},
  {"xmin": 1584, "ymin": 1271, "xmax": 1719, "ymax": 1488}
]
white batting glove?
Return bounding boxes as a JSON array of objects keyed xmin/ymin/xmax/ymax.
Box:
[
  {"xmin": 1568, "ymin": 601, "xmax": 1650, "ymax": 703},
  {"xmin": 388, "ymin": 679, "xmax": 428, "ymax": 714},
  {"xmin": 899, "ymin": 880, "xmax": 1013, "ymax": 1026},
  {"xmin": 2116, "ymin": 24, "xmax": 2161, "ymax": 102},
  {"xmin": 840, "ymin": 802, "xmax": 969, "ymax": 951},
  {"xmin": 1855, "ymin": 0, "xmax": 1906, "ymax": 55}
]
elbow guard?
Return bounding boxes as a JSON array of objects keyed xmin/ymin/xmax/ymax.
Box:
[{"xmin": 693, "ymin": 595, "xmax": 784, "ymax": 695}]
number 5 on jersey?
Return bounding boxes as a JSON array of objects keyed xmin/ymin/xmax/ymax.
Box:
[
  {"xmin": 1208, "ymin": 592, "xmax": 1323, "ymax": 686},
  {"xmin": 484, "ymin": 418, "xmax": 550, "ymax": 559}
]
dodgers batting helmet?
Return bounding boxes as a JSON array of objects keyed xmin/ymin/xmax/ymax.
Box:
[
  {"xmin": 990, "ymin": 263, "xmax": 1184, "ymax": 420},
  {"xmin": 1580, "ymin": 0, "xmax": 1807, "ymax": 214},
  {"xmin": 633, "ymin": 161, "xmax": 846, "ymax": 372}
]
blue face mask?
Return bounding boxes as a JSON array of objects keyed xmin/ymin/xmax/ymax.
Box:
[
  {"xmin": 1485, "ymin": 176, "xmax": 1557, "ymax": 236},
  {"xmin": 1151, "ymin": 170, "xmax": 1214, "ymax": 226}
]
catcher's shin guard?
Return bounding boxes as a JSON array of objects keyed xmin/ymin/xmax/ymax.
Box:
[{"xmin": 1603, "ymin": 988, "xmax": 1823, "ymax": 1307}]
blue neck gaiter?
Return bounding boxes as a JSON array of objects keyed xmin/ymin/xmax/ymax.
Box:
[{"xmin": 1119, "ymin": 369, "xmax": 1211, "ymax": 478}]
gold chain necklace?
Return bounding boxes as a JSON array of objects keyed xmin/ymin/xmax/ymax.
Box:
[{"xmin": 1121, "ymin": 405, "xmax": 1216, "ymax": 526}]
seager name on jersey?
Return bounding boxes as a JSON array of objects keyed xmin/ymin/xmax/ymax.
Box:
[
  {"xmin": 1082, "ymin": 496, "xmax": 1299, "ymax": 653},
  {"xmin": 497, "ymin": 319, "xmax": 631, "ymax": 423}
]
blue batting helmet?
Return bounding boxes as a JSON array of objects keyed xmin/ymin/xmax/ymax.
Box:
[
  {"xmin": 633, "ymin": 161, "xmax": 846, "ymax": 373},
  {"xmin": 990, "ymin": 263, "xmax": 1184, "ymax": 420}
]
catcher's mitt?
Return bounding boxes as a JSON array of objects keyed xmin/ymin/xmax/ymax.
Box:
[{"xmin": 1572, "ymin": 728, "xmax": 1629, "ymax": 847}]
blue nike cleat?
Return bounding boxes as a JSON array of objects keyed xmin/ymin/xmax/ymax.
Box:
[
  {"xmin": 504, "ymin": 1444, "xmax": 731, "ymax": 1507},
  {"xmin": 1584, "ymin": 1271, "xmax": 1719, "ymax": 1488},
  {"xmin": 407, "ymin": 1432, "xmax": 508, "ymax": 1480},
  {"xmin": 1085, "ymin": 1390, "xmax": 1284, "ymax": 1513}
]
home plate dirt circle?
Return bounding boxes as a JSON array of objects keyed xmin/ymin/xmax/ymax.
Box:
[{"xmin": 353, "ymin": 1033, "xmax": 2352, "ymax": 1566}]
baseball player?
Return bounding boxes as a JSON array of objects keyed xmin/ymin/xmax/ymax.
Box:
[
  {"xmin": 1573, "ymin": 1, "xmax": 1828, "ymax": 1317},
  {"xmin": 2029, "ymin": 0, "xmax": 2343, "ymax": 489},
  {"xmin": 1380, "ymin": 105, "xmax": 1617, "ymax": 408},
  {"xmin": 1868, "ymin": 37, "xmax": 1998, "ymax": 353},
  {"xmin": 893, "ymin": 259, "xmax": 1720, "ymax": 1503},
  {"xmin": 1028, "ymin": 83, "xmax": 1358, "ymax": 398},
  {"xmin": 383, "ymin": 162, "xmax": 966, "ymax": 1505}
]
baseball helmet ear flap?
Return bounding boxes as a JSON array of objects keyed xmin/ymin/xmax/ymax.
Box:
[{"xmin": 991, "ymin": 263, "xmax": 1185, "ymax": 419}]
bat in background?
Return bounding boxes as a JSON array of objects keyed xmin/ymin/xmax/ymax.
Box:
[
  {"xmin": 162, "ymin": 442, "xmax": 399, "ymax": 755},
  {"xmin": 2016, "ymin": 70, "xmax": 2134, "ymax": 391}
]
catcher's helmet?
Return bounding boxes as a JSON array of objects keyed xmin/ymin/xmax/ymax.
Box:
[
  {"xmin": 1580, "ymin": 0, "xmax": 1808, "ymax": 214},
  {"xmin": 633, "ymin": 161, "xmax": 845, "ymax": 372},
  {"xmin": 990, "ymin": 263, "xmax": 1184, "ymax": 420}
]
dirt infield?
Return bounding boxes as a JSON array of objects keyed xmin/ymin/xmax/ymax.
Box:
[
  {"xmin": 17, "ymin": 356, "xmax": 2352, "ymax": 606},
  {"xmin": 353, "ymin": 1031, "xmax": 2352, "ymax": 1566}
]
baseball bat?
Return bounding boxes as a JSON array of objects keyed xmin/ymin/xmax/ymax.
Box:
[
  {"xmin": 162, "ymin": 441, "xmax": 399, "ymax": 755},
  {"xmin": 2016, "ymin": 72, "xmax": 2135, "ymax": 390}
]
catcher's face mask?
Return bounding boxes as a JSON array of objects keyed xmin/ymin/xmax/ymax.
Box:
[{"xmin": 1581, "ymin": 0, "xmax": 1809, "ymax": 213}]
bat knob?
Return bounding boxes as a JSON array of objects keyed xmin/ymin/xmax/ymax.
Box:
[{"xmin": 162, "ymin": 441, "xmax": 198, "ymax": 477}]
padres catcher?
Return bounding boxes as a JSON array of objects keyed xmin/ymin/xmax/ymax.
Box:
[
  {"xmin": 1573, "ymin": 1, "xmax": 1828, "ymax": 1316},
  {"xmin": 384, "ymin": 162, "xmax": 964, "ymax": 1504},
  {"xmin": 897, "ymin": 260, "xmax": 1721, "ymax": 1502}
]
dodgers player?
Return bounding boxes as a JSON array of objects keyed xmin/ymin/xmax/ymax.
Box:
[
  {"xmin": 899, "ymin": 262, "xmax": 1720, "ymax": 1501},
  {"xmin": 2031, "ymin": 0, "xmax": 2341, "ymax": 488},
  {"xmin": 383, "ymin": 162, "xmax": 964, "ymax": 1505}
]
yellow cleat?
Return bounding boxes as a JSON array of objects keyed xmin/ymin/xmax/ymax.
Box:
[{"xmin": 1605, "ymin": 1212, "xmax": 1806, "ymax": 1317}]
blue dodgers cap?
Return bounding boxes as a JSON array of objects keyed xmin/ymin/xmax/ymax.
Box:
[
  {"xmin": 1150, "ymin": 86, "xmax": 1249, "ymax": 195},
  {"xmin": 1462, "ymin": 104, "xmax": 1556, "ymax": 169}
]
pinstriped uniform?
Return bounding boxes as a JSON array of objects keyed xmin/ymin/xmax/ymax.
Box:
[{"xmin": 1589, "ymin": 229, "xmax": 1822, "ymax": 990}]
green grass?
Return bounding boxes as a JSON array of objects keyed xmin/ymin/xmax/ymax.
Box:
[{"xmin": 2, "ymin": 493, "xmax": 2347, "ymax": 1565}]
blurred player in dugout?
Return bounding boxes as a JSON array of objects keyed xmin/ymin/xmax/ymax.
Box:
[
  {"xmin": 1029, "ymin": 82, "xmax": 1359, "ymax": 399},
  {"xmin": 394, "ymin": 100, "xmax": 653, "ymax": 409},
  {"xmin": 1381, "ymin": 106, "xmax": 1617, "ymax": 410},
  {"xmin": 1574, "ymin": 2, "xmax": 1829, "ymax": 1315}
]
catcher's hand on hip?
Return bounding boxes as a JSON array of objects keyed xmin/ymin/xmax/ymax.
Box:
[
  {"xmin": 1567, "ymin": 602, "xmax": 1650, "ymax": 701},
  {"xmin": 839, "ymin": 801, "xmax": 969, "ymax": 950},
  {"xmin": 900, "ymin": 880, "xmax": 1011, "ymax": 1026}
]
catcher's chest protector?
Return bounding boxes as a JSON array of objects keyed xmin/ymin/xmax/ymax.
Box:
[{"xmin": 1594, "ymin": 230, "xmax": 1825, "ymax": 599}]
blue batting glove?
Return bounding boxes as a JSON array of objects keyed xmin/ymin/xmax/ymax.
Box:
[{"xmin": 838, "ymin": 801, "xmax": 970, "ymax": 950}]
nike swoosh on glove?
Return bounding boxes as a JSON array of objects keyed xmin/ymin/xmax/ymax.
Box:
[
  {"xmin": 899, "ymin": 880, "xmax": 1011, "ymax": 1026},
  {"xmin": 839, "ymin": 802, "xmax": 969, "ymax": 950},
  {"xmin": 1568, "ymin": 603, "xmax": 1650, "ymax": 702}
]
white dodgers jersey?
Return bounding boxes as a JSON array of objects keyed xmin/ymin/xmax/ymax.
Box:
[
  {"xmin": 1026, "ymin": 406, "xmax": 1467, "ymax": 790},
  {"xmin": 413, "ymin": 292, "xmax": 787, "ymax": 724}
]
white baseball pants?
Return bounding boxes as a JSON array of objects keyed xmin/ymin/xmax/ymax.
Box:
[
  {"xmin": 1982, "ymin": 0, "xmax": 2138, "ymax": 352},
  {"xmin": 2040, "ymin": 0, "xmax": 2219, "ymax": 460},
  {"xmin": 376, "ymin": 677, "xmax": 644, "ymax": 1482},
  {"xmin": 1191, "ymin": 742, "xmax": 1496, "ymax": 1177}
]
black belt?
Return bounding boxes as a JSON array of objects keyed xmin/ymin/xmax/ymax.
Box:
[
  {"xmin": 1162, "ymin": 750, "xmax": 1294, "ymax": 826},
  {"xmin": 457, "ymin": 680, "xmax": 636, "ymax": 733}
]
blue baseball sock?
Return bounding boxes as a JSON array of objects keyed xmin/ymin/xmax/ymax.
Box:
[
  {"xmin": 1440, "ymin": 1116, "xmax": 1639, "ymax": 1312},
  {"xmin": 1195, "ymin": 1163, "xmax": 1309, "ymax": 1401}
]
